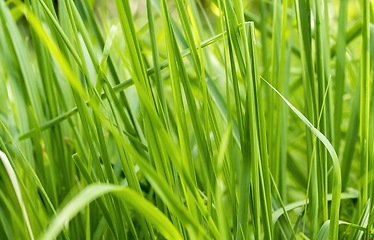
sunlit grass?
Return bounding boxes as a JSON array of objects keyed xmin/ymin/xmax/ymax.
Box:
[{"xmin": 0, "ymin": 0, "xmax": 372, "ymax": 239}]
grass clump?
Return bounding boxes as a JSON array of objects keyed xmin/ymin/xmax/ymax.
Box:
[{"xmin": 0, "ymin": 0, "xmax": 372, "ymax": 239}]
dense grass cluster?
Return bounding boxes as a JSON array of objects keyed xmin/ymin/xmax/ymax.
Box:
[{"xmin": 0, "ymin": 0, "xmax": 373, "ymax": 239}]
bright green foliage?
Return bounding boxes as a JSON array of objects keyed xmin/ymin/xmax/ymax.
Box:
[{"xmin": 0, "ymin": 0, "xmax": 372, "ymax": 239}]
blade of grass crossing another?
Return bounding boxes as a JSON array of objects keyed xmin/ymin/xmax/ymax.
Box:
[
  {"xmin": 248, "ymin": 23, "xmax": 273, "ymax": 239},
  {"xmin": 314, "ymin": 0, "xmax": 329, "ymax": 229},
  {"xmin": 40, "ymin": 184, "xmax": 182, "ymax": 240},
  {"xmin": 263, "ymin": 77, "xmax": 341, "ymax": 240}
]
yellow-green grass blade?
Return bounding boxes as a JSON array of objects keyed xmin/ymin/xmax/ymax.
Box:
[{"xmin": 40, "ymin": 184, "xmax": 182, "ymax": 240}]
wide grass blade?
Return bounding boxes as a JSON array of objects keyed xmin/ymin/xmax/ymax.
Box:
[{"xmin": 40, "ymin": 184, "xmax": 182, "ymax": 240}]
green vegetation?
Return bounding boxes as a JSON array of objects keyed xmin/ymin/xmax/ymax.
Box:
[{"xmin": 0, "ymin": 0, "xmax": 372, "ymax": 239}]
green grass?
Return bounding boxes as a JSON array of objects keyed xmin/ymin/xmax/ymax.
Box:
[{"xmin": 0, "ymin": 0, "xmax": 372, "ymax": 239}]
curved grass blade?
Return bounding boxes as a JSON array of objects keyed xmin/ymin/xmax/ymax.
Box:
[
  {"xmin": 263, "ymin": 77, "xmax": 341, "ymax": 239},
  {"xmin": 0, "ymin": 151, "xmax": 34, "ymax": 240},
  {"xmin": 40, "ymin": 184, "xmax": 182, "ymax": 240},
  {"xmin": 272, "ymin": 192, "xmax": 358, "ymax": 224}
]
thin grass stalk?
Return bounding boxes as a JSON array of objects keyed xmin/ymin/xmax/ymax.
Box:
[
  {"xmin": 248, "ymin": 22, "xmax": 273, "ymax": 239},
  {"xmin": 293, "ymin": 0, "xmax": 320, "ymax": 237},
  {"xmin": 360, "ymin": 0, "xmax": 370, "ymax": 213},
  {"xmin": 314, "ymin": 0, "xmax": 328, "ymax": 228},
  {"xmin": 334, "ymin": 0, "xmax": 349, "ymax": 154},
  {"xmin": 146, "ymin": 0, "xmax": 169, "ymax": 130},
  {"xmin": 277, "ymin": 0, "xmax": 290, "ymax": 204},
  {"xmin": 269, "ymin": 0, "xmax": 281, "ymax": 184}
]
